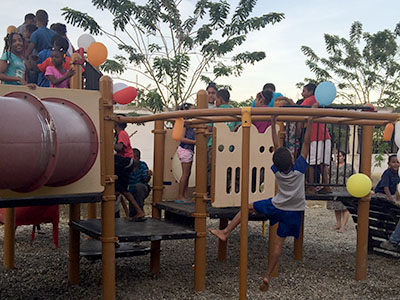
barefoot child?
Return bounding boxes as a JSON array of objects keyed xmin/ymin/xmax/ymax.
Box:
[
  {"xmin": 210, "ymin": 115, "xmax": 313, "ymax": 291},
  {"xmin": 114, "ymin": 118, "xmax": 146, "ymax": 221}
]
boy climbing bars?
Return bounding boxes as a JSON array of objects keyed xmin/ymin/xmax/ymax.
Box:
[{"xmin": 210, "ymin": 115, "xmax": 314, "ymax": 292}]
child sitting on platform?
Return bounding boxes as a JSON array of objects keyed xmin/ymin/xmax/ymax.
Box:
[
  {"xmin": 374, "ymin": 154, "xmax": 400, "ymax": 203},
  {"xmin": 210, "ymin": 115, "xmax": 313, "ymax": 292},
  {"xmin": 114, "ymin": 117, "xmax": 146, "ymax": 221}
]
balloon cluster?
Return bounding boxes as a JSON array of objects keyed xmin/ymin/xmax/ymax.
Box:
[
  {"xmin": 77, "ymin": 34, "xmax": 108, "ymax": 67},
  {"xmin": 113, "ymin": 83, "xmax": 137, "ymax": 105},
  {"xmin": 315, "ymin": 81, "xmax": 337, "ymax": 106}
]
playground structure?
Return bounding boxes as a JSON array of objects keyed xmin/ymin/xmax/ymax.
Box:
[{"xmin": 1, "ymin": 70, "xmax": 400, "ymax": 300}]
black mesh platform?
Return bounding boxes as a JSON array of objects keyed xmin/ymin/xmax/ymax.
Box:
[
  {"xmin": 71, "ymin": 217, "xmax": 196, "ymax": 242},
  {"xmin": 156, "ymin": 201, "xmax": 269, "ymax": 221},
  {"xmin": 80, "ymin": 239, "xmax": 151, "ymax": 260},
  {"xmin": 0, "ymin": 193, "xmax": 102, "ymax": 208}
]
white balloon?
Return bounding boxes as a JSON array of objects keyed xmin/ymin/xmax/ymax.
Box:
[
  {"xmin": 113, "ymin": 82, "xmax": 128, "ymax": 93},
  {"xmin": 77, "ymin": 34, "xmax": 96, "ymax": 52},
  {"xmin": 398, "ymin": 180, "xmax": 400, "ymax": 194},
  {"xmin": 397, "ymin": 149, "xmax": 400, "ymax": 164},
  {"xmin": 394, "ymin": 121, "xmax": 400, "ymax": 148}
]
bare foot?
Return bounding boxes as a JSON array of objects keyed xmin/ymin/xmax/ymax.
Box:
[
  {"xmin": 259, "ymin": 278, "xmax": 269, "ymax": 292},
  {"xmin": 337, "ymin": 227, "xmax": 346, "ymax": 233},
  {"xmin": 135, "ymin": 211, "xmax": 145, "ymax": 218},
  {"xmin": 209, "ymin": 229, "xmax": 228, "ymax": 242},
  {"xmin": 331, "ymin": 225, "xmax": 340, "ymax": 231}
]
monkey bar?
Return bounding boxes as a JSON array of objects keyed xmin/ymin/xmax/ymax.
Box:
[{"xmin": 117, "ymin": 92, "xmax": 399, "ymax": 300}]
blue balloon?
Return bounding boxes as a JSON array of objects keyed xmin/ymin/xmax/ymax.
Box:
[{"xmin": 315, "ymin": 81, "xmax": 336, "ymax": 106}]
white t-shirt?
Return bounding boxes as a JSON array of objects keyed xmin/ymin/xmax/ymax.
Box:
[{"xmin": 271, "ymin": 155, "xmax": 308, "ymax": 211}]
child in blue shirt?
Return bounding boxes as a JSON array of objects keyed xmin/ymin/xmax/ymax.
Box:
[
  {"xmin": 374, "ymin": 154, "xmax": 400, "ymax": 202},
  {"xmin": 0, "ymin": 33, "xmax": 27, "ymax": 85},
  {"xmin": 210, "ymin": 115, "xmax": 313, "ymax": 292}
]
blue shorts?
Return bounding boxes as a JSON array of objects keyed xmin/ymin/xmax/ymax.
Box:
[{"xmin": 253, "ymin": 198, "xmax": 303, "ymax": 239}]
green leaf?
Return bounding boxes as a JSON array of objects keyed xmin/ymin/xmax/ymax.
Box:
[
  {"xmin": 100, "ymin": 59, "xmax": 126, "ymax": 75},
  {"xmin": 62, "ymin": 7, "xmax": 101, "ymax": 35}
]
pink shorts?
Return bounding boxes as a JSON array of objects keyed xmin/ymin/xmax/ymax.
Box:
[{"xmin": 177, "ymin": 146, "xmax": 194, "ymax": 163}]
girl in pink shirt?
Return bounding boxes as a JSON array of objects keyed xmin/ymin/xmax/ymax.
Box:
[{"xmin": 45, "ymin": 44, "xmax": 74, "ymax": 88}]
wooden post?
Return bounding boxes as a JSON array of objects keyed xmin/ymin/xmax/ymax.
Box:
[
  {"xmin": 99, "ymin": 76, "xmax": 117, "ymax": 299},
  {"xmin": 68, "ymin": 203, "xmax": 80, "ymax": 284},
  {"xmin": 194, "ymin": 90, "xmax": 208, "ymax": 291},
  {"xmin": 217, "ymin": 218, "xmax": 228, "ymax": 261},
  {"xmin": 239, "ymin": 107, "xmax": 251, "ymax": 300},
  {"xmin": 3, "ymin": 207, "xmax": 15, "ymax": 269},
  {"xmin": 356, "ymin": 125, "xmax": 373, "ymax": 280},
  {"xmin": 150, "ymin": 120, "xmax": 165, "ymax": 275},
  {"xmin": 68, "ymin": 53, "xmax": 83, "ymax": 285}
]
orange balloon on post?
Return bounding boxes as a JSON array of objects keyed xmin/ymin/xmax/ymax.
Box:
[
  {"xmin": 87, "ymin": 42, "xmax": 108, "ymax": 67},
  {"xmin": 172, "ymin": 118, "xmax": 184, "ymax": 142},
  {"xmin": 383, "ymin": 123, "xmax": 394, "ymax": 141},
  {"xmin": 7, "ymin": 25, "xmax": 17, "ymax": 34}
]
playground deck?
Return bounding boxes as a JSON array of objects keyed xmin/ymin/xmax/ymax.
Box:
[
  {"xmin": 0, "ymin": 193, "xmax": 102, "ymax": 208},
  {"xmin": 71, "ymin": 217, "xmax": 196, "ymax": 242}
]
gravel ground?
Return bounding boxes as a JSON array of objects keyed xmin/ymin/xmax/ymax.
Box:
[{"xmin": 0, "ymin": 202, "xmax": 399, "ymax": 300}]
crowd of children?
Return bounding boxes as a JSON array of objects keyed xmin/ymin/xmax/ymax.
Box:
[
  {"xmin": 1, "ymin": 10, "xmax": 76, "ymax": 89},
  {"xmin": 3, "ymin": 11, "xmax": 399, "ymax": 293}
]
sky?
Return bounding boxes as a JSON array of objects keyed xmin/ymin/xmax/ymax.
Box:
[{"xmin": 1, "ymin": 0, "xmax": 400, "ymax": 103}]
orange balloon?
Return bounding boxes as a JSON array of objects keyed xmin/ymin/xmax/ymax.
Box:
[
  {"xmin": 172, "ymin": 118, "xmax": 184, "ymax": 142},
  {"xmin": 7, "ymin": 25, "xmax": 17, "ymax": 34},
  {"xmin": 87, "ymin": 42, "xmax": 108, "ymax": 67},
  {"xmin": 383, "ymin": 123, "xmax": 394, "ymax": 142}
]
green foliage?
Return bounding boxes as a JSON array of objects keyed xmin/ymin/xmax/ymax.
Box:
[
  {"xmin": 372, "ymin": 126, "xmax": 393, "ymax": 167},
  {"xmin": 300, "ymin": 21, "xmax": 400, "ymax": 107},
  {"xmin": 63, "ymin": 0, "xmax": 284, "ymax": 111},
  {"xmin": 230, "ymin": 97, "xmax": 253, "ymax": 108}
]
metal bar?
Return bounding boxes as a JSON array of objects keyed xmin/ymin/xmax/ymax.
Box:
[
  {"xmin": 150, "ymin": 120, "xmax": 165, "ymax": 275},
  {"xmin": 239, "ymin": 107, "xmax": 251, "ymax": 300},
  {"xmin": 68, "ymin": 54, "xmax": 83, "ymax": 285},
  {"xmin": 99, "ymin": 76, "xmax": 116, "ymax": 300},
  {"xmin": 194, "ymin": 90, "xmax": 208, "ymax": 291},
  {"xmin": 117, "ymin": 107, "xmax": 399, "ymax": 124}
]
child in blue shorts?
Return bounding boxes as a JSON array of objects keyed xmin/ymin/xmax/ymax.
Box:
[{"xmin": 210, "ymin": 115, "xmax": 313, "ymax": 292}]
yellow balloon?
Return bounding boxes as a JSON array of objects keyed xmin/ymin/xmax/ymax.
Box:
[{"xmin": 346, "ymin": 173, "xmax": 372, "ymax": 198}]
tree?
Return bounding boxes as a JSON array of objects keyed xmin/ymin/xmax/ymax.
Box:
[
  {"xmin": 62, "ymin": 0, "xmax": 284, "ymax": 111},
  {"xmin": 300, "ymin": 21, "xmax": 400, "ymax": 107}
]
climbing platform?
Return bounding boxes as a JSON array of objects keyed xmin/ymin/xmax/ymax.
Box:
[
  {"xmin": 71, "ymin": 217, "xmax": 196, "ymax": 242},
  {"xmin": 0, "ymin": 193, "xmax": 102, "ymax": 208},
  {"xmin": 80, "ymin": 239, "xmax": 151, "ymax": 260}
]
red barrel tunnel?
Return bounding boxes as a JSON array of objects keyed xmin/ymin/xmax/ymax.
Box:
[{"xmin": 0, "ymin": 92, "xmax": 99, "ymax": 193}]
